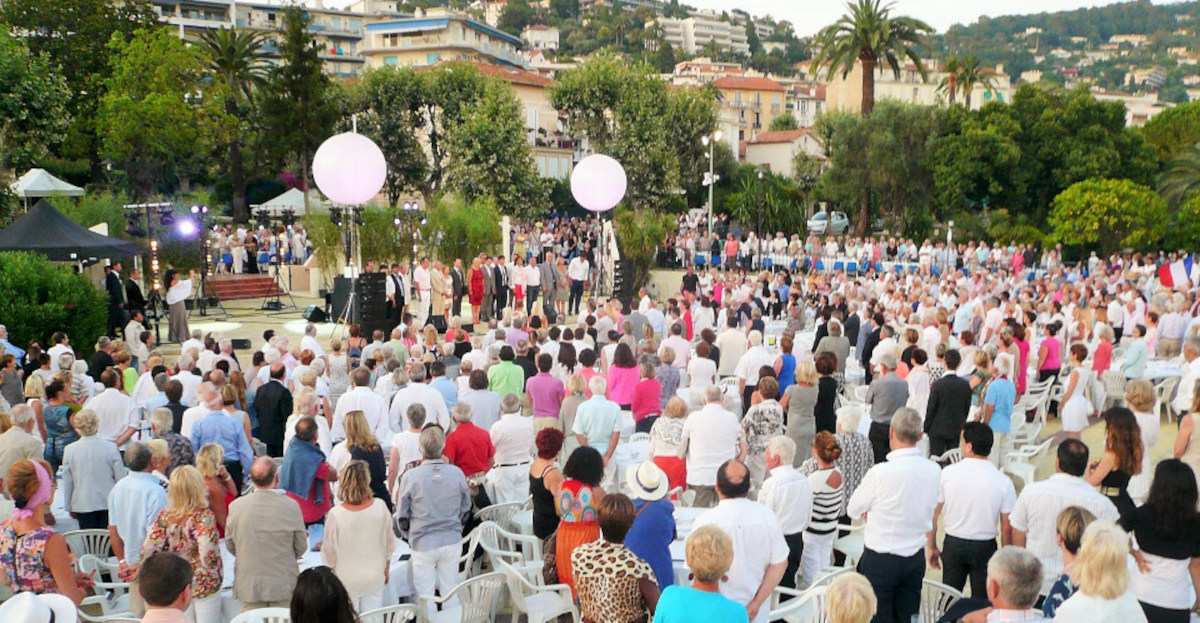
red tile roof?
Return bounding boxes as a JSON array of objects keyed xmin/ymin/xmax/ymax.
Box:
[
  {"xmin": 420, "ymin": 60, "xmax": 555, "ymax": 87},
  {"xmin": 750, "ymin": 129, "xmax": 809, "ymax": 144},
  {"xmin": 713, "ymin": 76, "xmax": 785, "ymax": 92}
]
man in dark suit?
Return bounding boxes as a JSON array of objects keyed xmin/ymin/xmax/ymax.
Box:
[
  {"xmin": 811, "ymin": 307, "xmax": 832, "ymax": 354},
  {"xmin": 860, "ymin": 312, "xmax": 884, "ymax": 385},
  {"xmin": 493, "ymin": 255, "xmax": 509, "ymax": 320},
  {"xmin": 924, "ymin": 349, "xmax": 973, "ymax": 457},
  {"xmin": 481, "ymin": 256, "xmax": 495, "ymax": 323},
  {"xmin": 253, "ymin": 363, "xmax": 294, "ymax": 457},
  {"xmin": 450, "ymin": 258, "xmax": 466, "ymax": 320},
  {"xmin": 843, "ymin": 302, "xmax": 861, "ymax": 348},
  {"xmin": 126, "ymin": 268, "xmax": 147, "ymax": 319},
  {"xmin": 105, "ymin": 262, "xmax": 127, "ymax": 338}
]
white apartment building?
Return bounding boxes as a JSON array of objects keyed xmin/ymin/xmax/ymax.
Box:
[{"xmin": 649, "ymin": 10, "xmax": 750, "ymax": 56}]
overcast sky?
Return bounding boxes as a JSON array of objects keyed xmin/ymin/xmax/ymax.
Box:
[{"xmin": 685, "ymin": 0, "xmax": 1178, "ymax": 36}]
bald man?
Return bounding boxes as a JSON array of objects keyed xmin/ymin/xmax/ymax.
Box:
[
  {"xmin": 692, "ymin": 460, "xmax": 789, "ymax": 623},
  {"xmin": 226, "ymin": 457, "xmax": 307, "ymax": 610}
]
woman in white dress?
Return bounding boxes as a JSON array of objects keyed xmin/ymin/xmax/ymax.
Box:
[
  {"xmin": 326, "ymin": 340, "xmax": 350, "ymax": 411},
  {"xmin": 1060, "ymin": 343, "xmax": 1093, "ymax": 439},
  {"xmin": 1123, "ymin": 379, "xmax": 1159, "ymax": 505}
]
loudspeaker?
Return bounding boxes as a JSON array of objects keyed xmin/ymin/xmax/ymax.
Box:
[
  {"xmin": 231, "ymin": 338, "xmax": 252, "ymax": 350},
  {"xmin": 303, "ymin": 305, "xmax": 329, "ymax": 323},
  {"xmin": 429, "ymin": 315, "xmax": 447, "ymax": 332}
]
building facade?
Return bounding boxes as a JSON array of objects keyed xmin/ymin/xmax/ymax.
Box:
[
  {"xmin": 360, "ymin": 8, "xmax": 525, "ymax": 69},
  {"xmin": 649, "ymin": 10, "xmax": 750, "ymax": 56},
  {"xmin": 712, "ymin": 76, "xmax": 787, "ymax": 141},
  {"xmin": 822, "ymin": 59, "xmax": 1014, "ymax": 114}
]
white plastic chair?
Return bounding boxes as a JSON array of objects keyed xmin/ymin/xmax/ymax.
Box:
[
  {"xmin": 921, "ymin": 579, "xmax": 964, "ymax": 623},
  {"xmin": 476, "ymin": 501, "xmax": 524, "ymax": 533},
  {"xmin": 808, "ymin": 566, "xmax": 852, "ymax": 589},
  {"xmin": 419, "ymin": 571, "xmax": 506, "ymax": 623},
  {"xmin": 852, "ymin": 385, "xmax": 870, "ymax": 403},
  {"xmin": 1005, "ymin": 421, "xmax": 1043, "ymax": 453},
  {"xmin": 832, "ymin": 520, "xmax": 865, "ymax": 567},
  {"xmin": 1156, "ymin": 376, "xmax": 1181, "ymax": 423},
  {"xmin": 496, "ymin": 559, "xmax": 579, "ymax": 623},
  {"xmin": 229, "ymin": 608, "xmax": 291, "ymax": 623},
  {"xmin": 628, "ymin": 431, "xmax": 651, "ymax": 444},
  {"xmin": 64, "ymin": 529, "xmax": 113, "ymax": 561},
  {"xmin": 1101, "ymin": 370, "xmax": 1127, "ymax": 410},
  {"xmin": 360, "ymin": 604, "xmax": 420, "ymax": 623},
  {"xmin": 930, "ymin": 448, "xmax": 963, "ymax": 465},
  {"xmin": 475, "ymin": 520, "xmax": 544, "ymax": 578},
  {"xmin": 768, "ymin": 585, "xmax": 828, "ymax": 623},
  {"xmin": 1003, "ymin": 437, "xmax": 1055, "ymax": 490},
  {"xmin": 75, "ymin": 554, "xmax": 131, "ymax": 622}
]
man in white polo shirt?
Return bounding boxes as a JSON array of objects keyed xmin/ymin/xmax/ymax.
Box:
[
  {"xmin": 414, "ymin": 257, "xmax": 432, "ymax": 329},
  {"xmin": 847, "ymin": 407, "xmax": 940, "ymax": 623},
  {"xmin": 759, "ymin": 436, "xmax": 812, "ymax": 592},
  {"xmin": 678, "ymin": 385, "xmax": 746, "ymax": 508},
  {"xmin": 692, "ymin": 459, "xmax": 789, "ymax": 623},
  {"xmin": 1009, "ymin": 438, "xmax": 1118, "ymax": 596},
  {"xmin": 83, "ymin": 369, "xmax": 140, "ymax": 449},
  {"xmin": 926, "ymin": 422, "xmax": 1016, "ymax": 599}
]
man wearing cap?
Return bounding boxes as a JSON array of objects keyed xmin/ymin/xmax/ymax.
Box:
[{"xmin": 623, "ymin": 461, "xmax": 677, "ymax": 590}]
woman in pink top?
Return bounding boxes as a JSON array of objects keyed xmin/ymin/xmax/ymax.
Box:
[
  {"xmin": 1013, "ymin": 323, "xmax": 1031, "ymax": 395},
  {"xmin": 1093, "ymin": 324, "xmax": 1114, "ymax": 375},
  {"xmin": 606, "ymin": 343, "xmax": 639, "ymax": 409},
  {"xmin": 631, "ymin": 362, "xmax": 662, "ymax": 433},
  {"xmin": 1037, "ymin": 321, "xmax": 1063, "ymax": 383}
]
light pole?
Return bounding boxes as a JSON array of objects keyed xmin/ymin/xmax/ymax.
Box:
[
  {"xmin": 701, "ymin": 130, "xmax": 723, "ymax": 234},
  {"xmin": 755, "ymin": 166, "xmax": 766, "ymax": 238}
]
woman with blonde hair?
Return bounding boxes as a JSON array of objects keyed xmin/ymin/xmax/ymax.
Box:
[
  {"xmin": 1124, "ymin": 379, "xmax": 1159, "ymax": 504},
  {"xmin": 1085, "ymin": 407, "xmax": 1143, "ymax": 521},
  {"xmin": 648, "ymin": 397, "xmax": 689, "ymax": 490},
  {"xmin": 825, "ymin": 572, "xmax": 878, "ymax": 623},
  {"xmin": 1053, "ymin": 521, "xmax": 1147, "ymax": 623},
  {"xmin": 321, "ymin": 460, "xmax": 395, "ymax": 612},
  {"xmin": 781, "ymin": 360, "xmax": 819, "ymax": 458},
  {"xmin": 651, "ymin": 525, "xmax": 747, "ymax": 623},
  {"xmin": 335, "ymin": 410, "xmax": 392, "ymax": 513},
  {"xmin": 22, "ymin": 373, "xmax": 49, "ymax": 441},
  {"xmin": 141, "ymin": 465, "xmax": 223, "ymax": 623},
  {"xmin": 560, "ymin": 374, "xmax": 588, "ymax": 458},
  {"xmin": 195, "ymin": 444, "xmax": 237, "ymax": 537}
]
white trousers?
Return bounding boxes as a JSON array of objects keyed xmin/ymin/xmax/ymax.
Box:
[
  {"xmin": 351, "ymin": 587, "xmax": 383, "ymax": 613},
  {"xmin": 417, "ymin": 294, "xmax": 432, "ymax": 328},
  {"xmin": 231, "ymin": 246, "xmax": 245, "ymax": 273},
  {"xmin": 489, "ymin": 463, "xmax": 530, "ymax": 504},
  {"xmin": 801, "ymin": 531, "xmax": 835, "ymax": 589},
  {"xmin": 187, "ymin": 592, "xmax": 224, "ymax": 623},
  {"xmin": 412, "ymin": 542, "xmax": 461, "ymax": 618}
]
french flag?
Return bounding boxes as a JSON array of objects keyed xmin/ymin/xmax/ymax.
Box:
[{"xmin": 1159, "ymin": 255, "xmax": 1196, "ymax": 288}]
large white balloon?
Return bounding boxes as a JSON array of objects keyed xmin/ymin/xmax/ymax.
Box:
[
  {"xmin": 570, "ymin": 154, "xmax": 626, "ymax": 212},
  {"xmin": 312, "ymin": 132, "xmax": 387, "ymax": 205}
]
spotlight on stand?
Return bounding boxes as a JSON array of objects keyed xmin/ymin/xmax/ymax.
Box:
[
  {"xmin": 280, "ymin": 208, "xmax": 296, "ymax": 227},
  {"xmin": 254, "ymin": 207, "xmax": 271, "ymax": 230},
  {"xmin": 125, "ymin": 212, "xmax": 146, "ymax": 237},
  {"xmin": 177, "ymin": 220, "xmax": 198, "ymax": 237},
  {"xmin": 190, "ymin": 205, "xmax": 209, "ymax": 215},
  {"xmin": 157, "ymin": 205, "xmax": 175, "ymax": 227},
  {"xmin": 330, "ymin": 207, "xmax": 343, "ymax": 227}
]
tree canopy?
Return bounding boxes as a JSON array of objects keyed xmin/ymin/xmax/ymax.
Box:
[{"xmin": 1049, "ymin": 178, "xmax": 1166, "ymax": 255}]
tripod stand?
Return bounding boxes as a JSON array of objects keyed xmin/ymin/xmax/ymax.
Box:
[
  {"xmin": 260, "ymin": 257, "xmax": 297, "ymax": 313},
  {"xmin": 332, "ymin": 290, "xmax": 357, "ymax": 342}
]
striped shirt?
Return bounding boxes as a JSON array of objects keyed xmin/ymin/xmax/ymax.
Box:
[{"xmin": 806, "ymin": 467, "xmax": 845, "ymax": 536}]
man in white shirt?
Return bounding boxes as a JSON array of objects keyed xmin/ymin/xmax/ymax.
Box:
[
  {"xmin": 1009, "ymin": 438, "xmax": 1119, "ymax": 595},
  {"xmin": 178, "ymin": 382, "xmax": 214, "ymax": 438},
  {"xmin": 846, "ymin": 407, "xmax": 941, "ymax": 623},
  {"xmin": 1173, "ymin": 337, "xmax": 1200, "ymax": 414},
  {"xmin": 414, "ymin": 257, "xmax": 432, "ymax": 328},
  {"xmin": 661, "ymin": 322, "xmax": 690, "ymax": 369},
  {"xmin": 1107, "ymin": 294, "xmax": 1126, "ymax": 342},
  {"xmin": 927, "ymin": 422, "xmax": 1017, "ymax": 599},
  {"xmin": 692, "ymin": 459, "xmax": 789, "ymax": 623},
  {"xmin": 715, "ymin": 317, "xmax": 747, "ymax": 378},
  {"xmin": 330, "ymin": 367, "xmax": 392, "ymax": 446},
  {"xmin": 759, "ymin": 436, "xmax": 812, "ymax": 592},
  {"xmin": 486, "ymin": 394, "xmax": 533, "ymax": 504},
  {"xmin": 180, "ymin": 330, "xmax": 204, "ymax": 359},
  {"xmin": 677, "ymin": 385, "xmax": 746, "ymax": 508},
  {"xmin": 734, "ymin": 330, "xmax": 775, "ymax": 416},
  {"xmin": 981, "ymin": 297, "xmax": 1005, "ymax": 345},
  {"xmin": 83, "ymin": 370, "xmax": 140, "ymax": 449},
  {"xmin": 524, "ymin": 257, "xmax": 541, "ymax": 316},
  {"xmin": 566, "ymin": 255, "xmax": 589, "ymax": 316},
  {"xmin": 299, "ymin": 323, "xmax": 325, "ymax": 359},
  {"xmin": 389, "ymin": 364, "xmax": 450, "ymax": 432},
  {"xmin": 170, "ymin": 353, "xmax": 202, "ymax": 407}
]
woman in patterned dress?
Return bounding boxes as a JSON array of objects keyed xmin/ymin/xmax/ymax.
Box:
[
  {"xmin": 141, "ymin": 465, "xmax": 223, "ymax": 623},
  {"xmin": 555, "ymin": 446, "xmax": 606, "ymax": 597},
  {"xmin": 571, "ymin": 493, "xmax": 660, "ymax": 623},
  {"xmin": 742, "ymin": 377, "xmax": 785, "ymax": 487}
]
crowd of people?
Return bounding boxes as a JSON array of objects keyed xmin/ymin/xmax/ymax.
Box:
[{"xmin": 1, "ymin": 225, "xmax": 1200, "ymax": 623}]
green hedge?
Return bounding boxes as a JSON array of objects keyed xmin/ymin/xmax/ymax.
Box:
[{"xmin": 0, "ymin": 252, "xmax": 107, "ymax": 357}]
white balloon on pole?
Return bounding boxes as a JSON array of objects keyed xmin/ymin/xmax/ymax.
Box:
[
  {"xmin": 570, "ymin": 154, "xmax": 626, "ymax": 212},
  {"xmin": 312, "ymin": 132, "xmax": 388, "ymax": 205}
]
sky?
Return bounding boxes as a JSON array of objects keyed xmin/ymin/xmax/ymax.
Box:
[{"xmin": 673, "ymin": 0, "xmax": 1177, "ymax": 36}]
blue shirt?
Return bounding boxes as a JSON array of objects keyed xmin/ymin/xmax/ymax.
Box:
[
  {"xmin": 0, "ymin": 339, "xmax": 25, "ymax": 362},
  {"xmin": 191, "ymin": 411, "xmax": 254, "ymax": 474},
  {"xmin": 144, "ymin": 392, "xmax": 168, "ymax": 415},
  {"xmin": 626, "ymin": 498, "xmax": 676, "ymax": 589},
  {"xmin": 430, "ymin": 377, "xmax": 459, "ymax": 411},
  {"xmin": 653, "ymin": 585, "xmax": 749, "ymax": 623},
  {"xmin": 1119, "ymin": 339, "xmax": 1147, "ymax": 379},
  {"xmin": 572, "ymin": 395, "xmax": 622, "ymax": 454},
  {"xmin": 107, "ymin": 472, "xmax": 168, "ymax": 564},
  {"xmin": 984, "ymin": 377, "xmax": 1016, "ymax": 434}
]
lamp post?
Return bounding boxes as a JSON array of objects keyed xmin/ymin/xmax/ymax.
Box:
[
  {"xmin": 755, "ymin": 166, "xmax": 766, "ymax": 238},
  {"xmin": 399, "ymin": 200, "xmax": 423, "ymax": 268},
  {"xmin": 701, "ymin": 130, "xmax": 723, "ymax": 234},
  {"xmin": 189, "ymin": 204, "xmax": 213, "ymax": 316}
]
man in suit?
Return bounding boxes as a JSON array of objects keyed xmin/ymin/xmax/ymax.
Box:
[
  {"xmin": 860, "ymin": 312, "xmax": 884, "ymax": 385},
  {"xmin": 106, "ymin": 262, "xmax": 127, "ymax": 338},
  {"xmin": 843, "ymin": 301, "xmax": 861, "ymax": 349},
  {"xmin": 226, "ymin": 456, "xmax": 307, "ymax": 611},
  {"xmin": 450, "ymin": 258, "xmax": 466, "ymax": 320},
  {"xmin": 481, "ymin": 256, "xmax": 495, "ymax": 323},
  {"xmin": 924, "ymin": 349, "xmax": 973, "ymax": 457},
  {"xmin": 253, "ymin": 363, "xmax": 294, "ymax": 457},
  {"xmin": 126, "ymin": 268, "xmax": 147, "ymax": 320},
  {"xmin": 493, "ymin": 255, "xmax": 509, "ymax": 320},
  {"xmin": 429, "ymin": 260, "xmax": 446, "ymax": 328},
  {"xmin": 539, "ymin": 252, "xmax": 557, "ymax": 317}
]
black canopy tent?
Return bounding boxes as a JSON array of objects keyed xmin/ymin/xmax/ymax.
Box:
[{"xmin": 0, "ymin": 199, "xmax": 137, "ymax": 262}]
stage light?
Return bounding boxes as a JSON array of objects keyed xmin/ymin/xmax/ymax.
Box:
[
  {"xmin": 190, "ymin": 204, "xmax": 209, "ymax": 215},
  {"xmin": 157, "ymin": 205, "xmax": 175, "ymax": 227},
  {"xmin": 177, "ymin": 220, "xmax": 197, "ymax": 236},
  {"xmin": 393, "ymin": 216, "xmax": 401, "ymax": 226}
]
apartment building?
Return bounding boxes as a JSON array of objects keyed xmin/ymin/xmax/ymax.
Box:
[{"xmin": 360, "ymin": 8, "xmax": 525, "ymax": 69}]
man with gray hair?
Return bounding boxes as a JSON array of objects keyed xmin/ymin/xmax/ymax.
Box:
[
  {"xmin": 300, "ymin": 322, "xmax": 324, "ymax": 359},
  {"xmin": 191, "ymin": 389, "xmax": 253, "ymax": 489},
  {"xmin": 332, "ymin": 366, "xmax": 390, "ymax": 445},
  {"xmin": 971, "ymin": 547, "xmax": 1045, "ymax": 621},
  {"xmin": 574, "ymin": 375, "xmax": 623, "ymax": 488},
  {"xmin": 0, "ymin": 405, "xmax": 45, "ymax": 491},
  {"xmin": 170, "ymin": 351, "xmax": 202, "ymax": 407},
  {"xmin": 847, "ymin": 407, "xmax": 940, "ymax": 623},
  {"xmin": 227, "ymin": 456, "xmax": 307, "ymax": 611},
  {"xmin": 215, "ymin": 338, "xmax": 240, "ymax": 372},
  {"xmin": 444, "ymin": 402, "xmax": 495, "ymax": 507},
  {"xmin": 487, "ymin": 393, "xmax": 533, "ymax": 504},
  {"xmin": 108, "ymin": 441, "xmax": 170, "ymax": 616},
  {"xmin": 396, "ymin": 426, "xmax": 472, "ymax": 619},
  {"xmin": 759, "ymin": 435, "xmax": 812, "ymax": 591},
  {"xmin": 679, "ymin": 384, "xmax": 747, "ymax": 508},
  {"xmin": 734, "ymin": 330, "xmax": 775, "ymax": 416},
  {"xmin": 864, "ymin": 351, "xmax": 909, "ymax": 464},
  {"xmin": 389, "ymin": 363, "xmax": 450, "ymax": 432},
  {"xmin": 149, "ymin": 406, "xmax": 194, "ymax": 476}
]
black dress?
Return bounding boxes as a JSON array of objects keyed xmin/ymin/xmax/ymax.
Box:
[
  {"xmin": 529, "ymin": 463, "xmax": 559, "ymax": 540},
  {"xmin": 351, "ymin": 445, "xmax": 395, "ymax": 514},
  {"xmin": 1100, "ymin": 468, "xmax": 1135, "ymax": 522},
  {"xmin": 814, "ymin": 375, "xmax": 839, "ymax": 435}
]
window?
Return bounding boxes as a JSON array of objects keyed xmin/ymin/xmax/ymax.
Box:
[{"xmin": 385, "ymin": 56, "xmax": 398, "ymax": 66}]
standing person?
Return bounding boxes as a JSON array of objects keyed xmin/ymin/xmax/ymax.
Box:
[
  {"xmin": 1084, "ymin": 407, "xmax": 1142, "ymax": 522},
  {"xmin": 140, "ymin": 466, "xmax": 223, "ymax": 623},
  {"xmin": 525, "ymin": 354, "xmax": 565, "ymax": 433},
  {"xmin": 759, "ymin": 436, "xmax": 812, "ymax": 592},
  {"xmin": 632, "ymin": 362, "xmax": 663, "ymax": 434},
  {"xmin": 1060, "ymin": 344, "xmax": 1093, "ymax": 440},
  {"xmin": 108, "ymin": 442, "xmax": 169, "ymax": 616},
  {"xmin": 652, "ymin": 525, "xmax": 750, "ymax": 623},
  {"xmin": 280, "ymin": 417, "xmax": 336, "ymax": 528},
  {"xmin": 846, "ymin": 408, "xmax": 940, "ymax": 623},
  {"xmin": 414, "ymin": 257, "xmax": 432, "ymax": 329},
  {"xmin": 568, "ymin": 253, "xmax": 590, "ymax": 316},
  {"xmin": 340, "ymin": 411, "xmax": 393, "ymax": 513},
  {"xmin": 734, "ymin": 331, "xmax": 775, "ymax": 416},
  {"xmin": 801, "ymin": 432, "xmax": 844, "ymax": 588},
  {"xmin": 923, "ymin": 350, "xmax": 971, "ymax": 457},
  {"xmin": 105, "ymin": 261, "xmax": 127, "ymax": 339},
  {"xmin": 0, "ymin": 405, "xmax": 45, "ymax": 492},
  {"xmin": 692, "ymin": 460, "xmax": 789, "ymax": 623},
  {"xmin": 493, "ymin": 255, "xmax": 510, "ymax": 320},
  {"xmin": 323, "ymin": 460, "xmax": 395, "ymax": 613},
  {"xmin": 396, "ymin": 426, "xmax": 471, "ymax": 617},
  {"xmin": 164, "ymin": 269, "xmax": 195, "ymax": 344},
  {"xmin": 679, "ymin": 386, "xmax": 747, "ymax": 507},
  {"xmin": 863, "ymin": 353, "xmax": 909, "ymax": 465},
  {"xmin": 61, "ymin": 410, "xmax": 125, "ymax": 530},
  {"xmin": 572, "ymin": 493, "xmax": 662, "ymax": 622},
  {"xmin": 781, "ymin": 360, "xmax": 819, "ymax": 461},
  {"xmin": 982, "ymin": 353, "xmax": 1017, "ymax": 467},
  {"xmin": 741, "ymin": 377, "xmax": 785, "ymax": 487},
  {"xmin": 226, "ymin": 457, "xmax": 307, "ymax": 611},
  {"xmin": 529, "ymin": 428, "xmax": 565, "ymax": 541},
  {"xmin": 1052, "ymin": 521, "xmax": 1148, "ymax": 623},
  {"xmin": 648, "ymin": 397, "xmax": 689, "ymax": 491},
  {"xmin": 451, "ymin": 258, "xmax": 467, "ymax": 321},
  {"xmin": 254, "ymin": 363, "xmax": 293, "ymax": 457},
  {"xmin": 573, "ymin": 377, "xmax": 622, "ymax": 487},
  {"xmin": 624, "ymin": 461, "xmax": 677, "ymax": 590},
  {"xmin": 555, "ymin": 446, "xmax": 607, "ymax": 596},
  {"xmin": 487, "ymin": 393, "xmax": 533, "ymax": 505},
  {"xmin": 926, "ymin": 422, "xmax": 1016, "ymax": 599},
  {"xmin": 125, "ymin": 268, "xmax": 147, "ymax": 320},
  {"xmin": 136, "ymin": 551, "xmax": 196, "ymax": 623}
]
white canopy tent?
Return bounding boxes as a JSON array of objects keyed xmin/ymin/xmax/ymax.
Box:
[
  {"xmin": 253, "ymin": 187, "xmax": 327, "ymax": 217},
  {"xmin": 10, "ymin": 168, "xmax": 85, "ymax": 210}
]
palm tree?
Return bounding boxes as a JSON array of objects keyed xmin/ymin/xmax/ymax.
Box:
[
  {"xmin": 198, "ymin": 27, "xmax": 270, "ymax": 223},
  {"xmin": 811, "ymin": 0, "xmax": 933, "ymax": 117},
  {"xmin": 1160, "ymin": 143, "xmax": 1200, "ymax": 207},
  {"xmin": 955, "ymin": 56, "xmax": 999, "ymax": 109},
  {"xmin": 939, "ymin": 55, "xmax": 962, "ymax": 106}
]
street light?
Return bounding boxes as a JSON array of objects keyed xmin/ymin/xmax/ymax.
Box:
[
  {"xmin": 701, "ymin": 130, "xmax": 723, "ymax": 234},
  {"xmin": 755, "ymin": 166, "xmax": 766, "ymax": 238}
]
